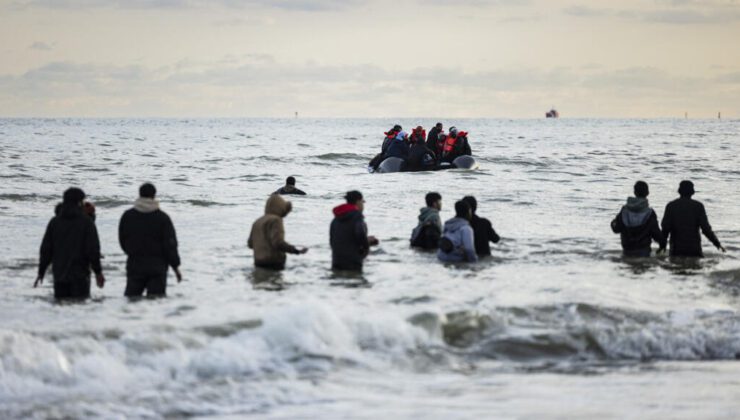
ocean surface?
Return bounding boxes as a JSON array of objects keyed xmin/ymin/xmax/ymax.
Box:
[{"xmin": 1, "ymin": 118, "xmax": 739, "ymax": 419}]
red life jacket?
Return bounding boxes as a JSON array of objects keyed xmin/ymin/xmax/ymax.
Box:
[
  {"xmin": 443, "ymin": 131, "xmax": 468, "ymax": 154},
  {"xmin": 443, "ymin": 135, "xmax": 457, "ymax": 154}
]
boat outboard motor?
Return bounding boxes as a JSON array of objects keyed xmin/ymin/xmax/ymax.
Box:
[
  {"xmin": 451, "ymin": 155, "xmax": 478, "ymax": 170},
  {"xmin": 377, "ymin": 157, "xmax": 406, "ymax": 173}
]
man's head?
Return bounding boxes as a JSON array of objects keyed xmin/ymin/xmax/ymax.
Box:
[
  {"xmin": 455, "ymin": 200, "xmax": 471, "ymax": 220},
  {"xmin": 449, "ymin": 126, "xmax": 458, "ymax": 137},
  {"xmin": 425, "ymin": 192, "xmax": 442, "ymax": 210},
  {"xmin": 286, "ymin": 176, "xmax": 296, "ymax": 186},
  {"xmin": 462, "ymin": 196, "xmax": 477, "ymax": 214},
  {"xmin": 345, "ymin": 190, "xmax": 365, "ymax": 212},
  {"xmin": 435, "ymin": 122, "xmax": 443, "ymax": 130},
  {"xmin": 678, "ymin": 180, "xmax": 695, "ymax": 197},
  {"xmin": 63, "ymin": 187, "xmax": 86, "ymax": 206},
  {"xmin": 392, "ymin": 124, "xmax": 402, "ymax": 132},
  {"xmin": 633, "ymin": 181, "xmax": 649, "ymax": 198},
  {"xmin": 139, "ymin": 183, "xmax": 156, "ymax": 199}
]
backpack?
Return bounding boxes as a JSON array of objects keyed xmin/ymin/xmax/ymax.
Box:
[{"xmin": 410, "ymin": 223, "xmax": 441, "ymax": 249}]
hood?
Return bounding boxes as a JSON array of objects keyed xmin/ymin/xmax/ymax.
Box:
[
  {"xmin": 418, "ymin": 207, "xmax": 439, "ymax": 223},
  {"xmin": 265, "ymin": 194, "xmax": 291, "ymax": 217},
  {"xmin": 333, "ymin": 203, "xmax": 358, "ymax": 218},
  {"xmin": 443, "ymin": 217, "xmax": 469, "ymax": 232},
  {"xmin": 621, "ymin": 197, "xmax": 651, "ymax": 227},
  {"xmin": 134, "ymin": 197, "xmax": 160, "ymax": 213}
]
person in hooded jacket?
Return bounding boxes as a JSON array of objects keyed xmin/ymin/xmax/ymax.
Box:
[
  {"xmin": 35, "ymin": 187, "xmax": 105, "ymax": 299},
  {"xmin": 248, "ymin": 194, "xmax": 308, "ymax": 270},
  {"xmin": 610, "ymin": 181, "xmax": 666, "ymax": 257},
  {"xmin": 330, "ymin": 190, "xmax": 379, "ymax": 271},
  {"xmin": 462, "ymin": 196, "xmax": 500, "ymax": 256},
  {"xmin": 119, "ymin": 183, "xmax": 182, "ymax": 297},
  {"xmin": 661, "ymin": 180, "xmax": 725, "ymax": 257},
  {"xmin": 437, "ymin": 200, "xmax": 478, "ymax": 263},
  {"xmin": 385, "ymin": 130, "xmax": 410, "ymax": 160},
  {"xmin": 411, "ymin": 192, "xmax": 442, "ymax": 249}
]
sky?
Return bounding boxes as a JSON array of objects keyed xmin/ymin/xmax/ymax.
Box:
[{"xmin": 1, "ymin": 0, "xmax": 739, "ymax": 118}]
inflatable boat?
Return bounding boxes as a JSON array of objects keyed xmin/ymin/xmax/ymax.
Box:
[{"xmin": 370, "ymin": 155, "xmax": 479, "ymax": 173}]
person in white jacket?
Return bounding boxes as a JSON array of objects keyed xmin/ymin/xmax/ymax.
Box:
[{"xmin": 437, "ymin": 200, "xmax": 478, "ymax": 263}]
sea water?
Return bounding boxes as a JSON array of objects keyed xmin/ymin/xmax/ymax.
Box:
[{"xmin": 1, "ymin": 118, "xmax": 739, "ymax": 419}]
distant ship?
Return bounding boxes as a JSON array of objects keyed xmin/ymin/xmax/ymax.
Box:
[{"xmin": 546, "ymin": 108, "xmax": 560, "ymax": 118}]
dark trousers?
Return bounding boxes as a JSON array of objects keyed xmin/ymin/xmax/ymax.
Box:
[
  {"xmin": 54, "ymin": 278, "xmax": 91, "ymax": 299},
  {"xmin": 624, "ymin": 248, "xmax": 651, "ymax": 257},
  {"xmin": 255, "ymin": 262, "xmax": 285, "ymax": 271},
  {"xmin": 125, "ymin": 269, "xmax": 168, "ymax": 297}
]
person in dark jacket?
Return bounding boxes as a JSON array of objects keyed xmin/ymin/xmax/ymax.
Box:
[
  {"xmin": 369, "ymin": 125, "xmax": 402, "ymax": 171},
  {"xmin": 461, "ymin": 196, "xmax": 500, "ymax": 256},
  {"xmin": 35, "ymin": 188, "xmax": 105, "ymax": 299},
  {"xmin": 119, "ymin": 183, "xmax": 182, "ymax": 297},
  {"xmin": 385, "ymin": 131, "xmax": 410, "ymax": 160},
  {"xmin": 330, "ymin": 190, "xmax": 379, "ymax": 271},
  {"xmin": 411, "ymin": 192, "xmax": 442, "ymax": 249},
  {"xmin": 274, "ymin": 176, "xmax": 306, "ymax": 195},
  {"xmin": 407, "ymin": 139, "xmax": 436, "ymax": 171},
  {"xmin": 426, "ymin": 122, "xmax": 443, "ymax": 151},
  {"xmin": 610, "ymin": 181, "xmax": 666, "ymax": 257},
  {"xmin": 661, "ymin": 180, "xmax": 725, "ymax": 257}
]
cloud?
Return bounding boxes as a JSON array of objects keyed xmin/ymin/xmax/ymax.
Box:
[
  {"xmin": 1, "ymin": 57, "xmax": 738, "ymax": 117},
  {"xmin": 564, "ymin": 2, "xmax": 740, "ymax": 24},
  {"xmin": 9, "ymin": 0, "xmax": 365, "ymax": 12},
  {"xmin": 29, "ymin": 41, "xmax": 53, "ymax": 51}
]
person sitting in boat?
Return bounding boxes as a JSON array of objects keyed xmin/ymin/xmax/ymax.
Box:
[
  {"xmin": 382, "ymin": 124, "xmax": 402, "ymax": 154},
  {"xmin": 407, "ymin": 130, "xmax": 437, "ymax": 171},
  {"xmin": 426, "ymin": 122, "xmax": 443, "ymax": 151},
  {"xmin": 369, "ymin": 124, "xmax": 402, "ymax": 171},
  {"xmin": 441, "ymin": 127, "xmax": 472, "ymax": 163},
  {"xmin": 385, "ymin": 130, "xmax": 410, "ymax": 160},
  {"xmin": 409, "ymin": 126, "xmax": 426, "ymax": 145}
]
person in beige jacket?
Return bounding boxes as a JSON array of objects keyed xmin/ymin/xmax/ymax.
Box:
[{"xmin": 248, "ymin": 194, "xmax": 307, "ymax": 270}]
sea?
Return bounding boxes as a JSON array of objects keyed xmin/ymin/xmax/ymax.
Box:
[{"xmin": 1, "ymin": 118, "xmax": 739, "ymax": 419}]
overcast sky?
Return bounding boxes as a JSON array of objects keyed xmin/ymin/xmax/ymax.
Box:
[{"xmin": 1, "ymin": 0, "xmax": 739, "ymax": 117}]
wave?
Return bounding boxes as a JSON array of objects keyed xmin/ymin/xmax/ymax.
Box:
[
  {"xmin": 313, "ymin": 153, "xmax": 367, "ymax": 161},
  {"xmin": 429, "ymin": 303, "xmax": 740, "ymax": 362}
]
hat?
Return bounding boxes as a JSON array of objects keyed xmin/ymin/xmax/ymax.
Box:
[{"xmin": 678, "ymin": 180, "xmax": 695, "ymax": 196}]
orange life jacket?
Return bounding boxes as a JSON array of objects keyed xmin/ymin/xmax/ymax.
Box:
[{"xmin": 443, "ymin": 135, "xmax": 457, "ymax": 154}]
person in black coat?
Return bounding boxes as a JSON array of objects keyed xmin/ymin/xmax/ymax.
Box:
[
  {"xmin": 119, "ymin": 183, "xmax": 182, "ymax": 297},
  {"xmin": 661, "ymin": 180, "xmax": 725, "ymax": 257},
  {"xmin": 610, "ymin": 181, "xmax": 666, "ymax": 257},
  {"xmin": 461, "ymin": 196, "xmax": 500, "ymax": 256},
  {"xmin": 407, "ymin": 140, "xmax": 436, "ymax": 171},
  {"xmin": 35, "ymin": 188, "xmax": 105, "ymax": 299},
  {"xmin": 330, "ymin": 191, "xmax": 379, "ymax": 271},
  {"xmin": 274, "ymin": 176, "xmax": 306, "ymax": 195},
  {"xmin": 426, "ymin": 122, "xmax": 443, "ymax": 151}
]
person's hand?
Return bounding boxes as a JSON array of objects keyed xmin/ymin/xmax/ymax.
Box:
[
  {"xmin": 297, "ymin": 247, "xmax": 309, "ymax": 254},
  {"xmin": 95, "ymin": 273, "xmax": 105, "ymax": 288},
  {"xmin": 368, "ymin": 236, "xmax": 379, "ymax": 246},
  {"xmin": 174, "ymin": 267, "xmax": 183, "ymax": 283},
  {"xmin": 33, "ymin": 276, "xmax": 43, "ymax": 288},
  {"xmin": 718, "ymin": 245, "xmax": 727, "ymax": 253}
]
